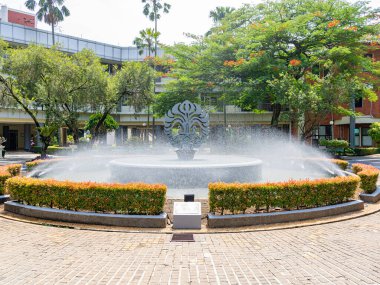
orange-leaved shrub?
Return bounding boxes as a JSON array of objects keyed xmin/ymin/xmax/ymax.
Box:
[
  {"xmin": 352, "ymin": 163, "xmax": 379, "ymax": 194},
  {"xmin": 0, "ymin": 164, "xmax": 22, "ymax": 194},
  {"xmin": 331, "ymin": 159, "xmax": 349, "ymax": 170},
  {"xmin": 5, "ymin": 177, "xmax": 167, "ymax": 215},
  {"xmin": 209, "ymin": 176, "xmax": 360, "ymax": 215}
]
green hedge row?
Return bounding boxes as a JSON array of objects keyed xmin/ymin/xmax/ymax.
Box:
[
  {"xmin": 6, "ymin": 177, "xmax": 167, "ymax": 215},
  {"xmin": 209, "ymin": 176, "xmax": 360, "ymax": 215},
  {"xmin": 352, "ymin": 163, "xmax": 379, "ymax": 194},
  {"xmin": 32, "ymin": 146, "xmax": 73, "ymax": 155},
  {"xmin": 352, "ymin": 148, "xmax": 380, "ymax": 156}
]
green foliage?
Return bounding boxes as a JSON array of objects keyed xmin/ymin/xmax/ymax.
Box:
[
  {"xmin": 46, "ymin": 146, "xmax": 73, "ymax": 155},
  {"xmin": 134, "ymin": 28, "xmax": 160, "ymax": 56},
  {"xmin": 6, "ymin": 177, "xmax": 167, "ymax": 215},
  {"xmin": 352, "ymin": 163, "xmax": 379, "ymax": 194},
  {"xmin": 320, "ymin": 139, "xmax": 349, "ymax": 148},
  {"xmin": 25, "ymin": 0, "xmax": 70, "ymax": 44},
  {"xmin": 85, "ymin": 113, "xmax": 118, "ymax": 136},
  {"xmin": 368, "ymin": 122, "xmax": 380, "ymax": 143},
  {"xmin": 353, "ymin": 147, "xmax": 380, "ymax": 156},
  {"xmin": 117, "ymin": 61, "xmax": 156, "ymax": 113},
  {"xmin": 209, "ymin": 176, "xmax": 360, "ymax": 215},
  {"xmin": 142, "ymin": 0, "xmax": 171, "ymax": 22},
  {"xmin": 161, "ymin": 0, "xmax": 380, "ymax": 138}
]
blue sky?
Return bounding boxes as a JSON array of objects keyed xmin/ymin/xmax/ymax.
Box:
[{"xmin": 1, "ymin": 0, "xmax": 379, "ymax": 47}]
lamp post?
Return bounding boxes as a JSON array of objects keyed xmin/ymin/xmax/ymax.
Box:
[
  {"xmin": 329, "ymin": 120, "xmax": 334, "ymax": 140},
  {"xmin": 142, "ymin": 122, "xmax": 147, "ymax": 143}
]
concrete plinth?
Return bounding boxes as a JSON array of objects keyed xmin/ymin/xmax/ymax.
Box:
[{"xmin": 173, "ymin": 202, "xmax": 201, "ymax": 229}]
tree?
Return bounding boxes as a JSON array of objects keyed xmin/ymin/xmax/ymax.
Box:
[
  {"xmin": 209, "ymin": 6, "xmax": 235, "ymax": 24},
  {"xmin": 90, "ymin": 62, "xmax": 155, "ymax": 143},
  {"xmin": 141, "ymin": 0, "xmax": 171, "ymax": 56},
  {"xmin": 85, "ymin": 113, "xmax": 118, "ymax": 143},
  {"xmin": 0, "ymin": 43, "xmax": 63, "ymax": 157},
  {"xmin": 368, "ymin": 122, "xmax": 380, "ymax": 145},
  {"xmin": 25, "ymin": 0, "xmax": 70, "ymax": 45},
  {"xmin": 49, "ymin": 49, "xmax": 108, "ymax": 144},
  {"xmin": 133, "ymin": 28, "xmax": 160, "ymax": 56},
  {"xmin": 161, "ymin": 0, "xmax": 380, "ymax": 140}
]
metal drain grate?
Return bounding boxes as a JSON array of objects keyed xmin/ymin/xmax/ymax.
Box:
[{"xmin": 171, "ymin": 233, "xmax": 195, "ymax": 242}]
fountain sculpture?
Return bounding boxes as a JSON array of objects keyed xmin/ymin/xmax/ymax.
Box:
[{"xmin": 109, "ymin": 101, "xmax": 262, "ymax": 189}]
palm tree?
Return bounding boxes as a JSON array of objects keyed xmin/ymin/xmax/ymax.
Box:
[
  {"xmin": 209, "ymin": 6, "xmax": 235, "ymax": 24},
  {"xmin": 141, "ymin": 0, "xmax": 170, "ymax": 56},
  {"xmin": 25, "ymin": 0, "xmax": 70, "ymax": 45},
  {"xmin": 133, "ymin": 28, "xmax": 160, "ymax": 57}
]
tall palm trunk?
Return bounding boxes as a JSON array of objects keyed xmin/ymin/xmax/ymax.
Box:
[
  {"xmin": 51, "ymin": 23, "xmax": 55, "ymax": 45},
  {"xmin": 154, "ymin": 0, "xmax": 158, "ymax": 57}
]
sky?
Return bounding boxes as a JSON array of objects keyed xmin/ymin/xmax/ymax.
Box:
[{"xmin": 1, "ymin": 0, "xmax": 380, "ymax": 47}]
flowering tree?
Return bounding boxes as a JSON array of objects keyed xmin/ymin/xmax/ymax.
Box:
[{"xmin": 160, "ymin": 0, "xmax": 379, "ymax": 140}]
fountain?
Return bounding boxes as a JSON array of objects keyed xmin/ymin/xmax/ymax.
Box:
[
  {"xmin": 31, "ymin": 101, "xmax": 343, "ymax": 199},
  {"xmin": 109, "ymin": 101, "xmax": 263, "ymax": 188}
]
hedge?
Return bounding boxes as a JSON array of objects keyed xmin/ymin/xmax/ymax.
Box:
[
  {"xmin": 353, "ymin": 148, "xmax": 380, "ymax": 156},
  {"xmin": 209, "ymin": 176, "xmax": 360, "ymax": 215},
  {"xmin": 5, "ymin": 177, "xmax": 167, "ymax": 215},
  {"xmin": 26, "ymin": 158, "xmax": 63, "ymax": 171},
  {"xmin": 331, "ymin": 159, "xmax": 349, "ymax": 170},
  {"xmin": 352, "ymin": 163, "xmax": 379, "ymax": 194},
  {"xmin": 0, "ymin": 164, "xmax": 22, "ymax": 194}
]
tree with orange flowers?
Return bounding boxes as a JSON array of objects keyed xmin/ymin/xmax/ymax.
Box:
[{"xmin": 158, "ymin": 0, "xmax": 380, "ymax": 141}]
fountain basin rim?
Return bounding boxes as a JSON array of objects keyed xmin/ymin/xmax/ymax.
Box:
[{"xmin": 109, "ymin": 156, "xmax": 262, "ymax": 169}]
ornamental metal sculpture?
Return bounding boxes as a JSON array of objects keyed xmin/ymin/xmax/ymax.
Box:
[{"xmin": 164, "ymin": 100, "xmax": 209, "ymax": 160}]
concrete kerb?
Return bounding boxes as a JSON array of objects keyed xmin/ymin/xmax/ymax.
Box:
[
  {"xmin": 360, "ymin": 187, "xmax": 380, "ymax": 203},
  {"xmin": 208, "ymin": 200, "xmax": 365, "ymax": 228},
  {"xmin": 4, "ymin": 201, "xmax": 167, "ymax": 228},
  {"xmin": 0, "ymin": 195, "xmax": 10, "ymax": 204}
]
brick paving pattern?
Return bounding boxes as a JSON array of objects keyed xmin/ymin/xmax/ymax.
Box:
[{"xmin": 0, "ymin": 212, "xmax": 379, "ymax": 284}]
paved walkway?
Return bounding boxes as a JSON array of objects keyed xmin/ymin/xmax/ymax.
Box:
[
  {"xmin": 0, "ymin": 151, "xmax": 38, "ymax": 167},
  {"xmin": 0, "ymin": 153, "xmax": 379, "ymax": 284},
  {"xmin": 0, "ymin": 211, "xmax": 379, "ymax": 284}
]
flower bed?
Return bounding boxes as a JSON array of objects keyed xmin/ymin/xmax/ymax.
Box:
[
  {"xmin": 352, "ymin": 163, "xmax": 379, "ymax": 194},
  {"xmin": 0, "ymin": 164, "xmax": 22, "ymax": 194},
  {"xmin": 209, "ymin": 176, "xmax": 360, "ymax": 215},
  {"xmin": 5, "ymin": 177, "xmax": 167, "ymax": 215}
]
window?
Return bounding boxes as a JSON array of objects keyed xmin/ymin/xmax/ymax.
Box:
[
  {"xmin": 361, "ymin": 127, "xmax": 373, "ymax": 147},
  {"xmin": 355, "ymin": 128, "xmax": 360, "ymax": 147},
  {"xmin": 355, "ymin": 98, "xmax": 363, "ymax": 108},
  {"xmin": 312, "ymin": 125, "xmax": 332, "ymax": 141}
]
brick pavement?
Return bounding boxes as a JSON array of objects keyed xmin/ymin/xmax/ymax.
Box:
[{"xmin": 0, "ymin": 211, "xmax": 379, "ymax": 284}]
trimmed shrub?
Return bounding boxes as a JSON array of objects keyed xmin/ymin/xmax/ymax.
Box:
[
  {"xmin": 0, "ymin": 164, "xmax": 22, "ymax": 194},
  {"xmin": 0, "ymin": 171, "xmax": 11, "ymax": 195},
  {"xmin": 331, "ymin": 159, "xmax": 349, "ymax": 170},
  {"xmin": 5, "ymin": 177, "xmax": 167, "ymax": 215},
  {"xmin": 353, "ymin": 148, "xmax": 380, "ymax": 156},
  {"xmin": 209, "ymin": 176, "xmax": 360, "ymax": 215},
  {"xmin": 352, "ymin": 163, "xmax": 379, "ymax": 194},
  {"xmin": 46, "ymin": 146, "xmax": 73, "ymax": 155},
  {"xmin": 319, "ymin": 139, "xmax": 349, "ymax": 149},
  {"xmin": 6, "ymin": 164, "xmax": 22, "ymax": 176},
  {"xmin": 26, "ymin": 158, "xmax": 62, "ymax": 171}
]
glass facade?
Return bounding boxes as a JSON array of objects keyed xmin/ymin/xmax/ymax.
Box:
[{"xmin": 0, "ymin": 21, "xmax": 163, "ymax": 63}]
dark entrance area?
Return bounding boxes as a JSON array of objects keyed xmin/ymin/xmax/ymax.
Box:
[
  {"xmin": 8, "ymin": 130, "xmax": 18, "ymax": 150},
  {"xmin": 3, "ymin": 126, "xmax": 18, "ymax": 150}
]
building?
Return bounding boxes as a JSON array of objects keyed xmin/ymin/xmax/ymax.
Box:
[
  {"xmin": 0, "ymin": 5, "xmax": 288, "ymax": 150},
  {"xmin": 312, "ymin": 48, "xmax": 380, "ymax": 147}
]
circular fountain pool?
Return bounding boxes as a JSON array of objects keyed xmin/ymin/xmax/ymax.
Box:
[{"xmin": 109, "ymin": 154, "xmax": 262, "ymax": 188}]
